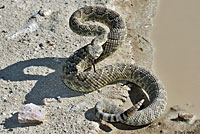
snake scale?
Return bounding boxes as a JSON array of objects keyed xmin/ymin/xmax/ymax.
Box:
[{"xmin": 62, "ymin": 6, "xmax": 167, "ymax": 126}]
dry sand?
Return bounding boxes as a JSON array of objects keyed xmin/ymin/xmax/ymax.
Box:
[{"xmin": 0, "ymin": 0, "xmax": 200, "ymax": 134}]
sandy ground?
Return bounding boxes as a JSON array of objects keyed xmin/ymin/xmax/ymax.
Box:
[{"xmin": 0, "ymin": 0, "xmax": 200, "ymax": 134}]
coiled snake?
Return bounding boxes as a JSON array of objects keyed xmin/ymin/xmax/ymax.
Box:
[{"xmin": 62, "ymin": 6, "xmax": 167, "ymax": 126}]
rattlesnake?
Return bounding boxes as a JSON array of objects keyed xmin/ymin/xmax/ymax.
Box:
[{"xmin": 62, "ymin": 6, "xmax": 167, "ymax": 126}]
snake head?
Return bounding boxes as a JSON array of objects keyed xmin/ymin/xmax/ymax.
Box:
[
  {"xmin": 88, "ymin": 44, "xmax": 103, "ymax": 59},
  {"xmin": 88, "ymin": 44, "xmax": 103, "ymax": 72}
]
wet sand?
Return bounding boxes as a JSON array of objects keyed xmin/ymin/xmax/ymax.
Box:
[{"xmin": 152, "ymin": 0, "xmax": 200, "ymax": 117}]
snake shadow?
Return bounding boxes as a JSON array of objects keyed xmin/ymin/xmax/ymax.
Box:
[
  {"xmin": 85, "ymin": 108, "xmax": 149, "ymax": 132},
  {"xmin": 0, "ymin": 57, "xmax": 83, "ymax": 105}
]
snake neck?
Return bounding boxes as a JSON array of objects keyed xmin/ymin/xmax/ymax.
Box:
[{"xmin": 68, "ymin": 6, "xmax": 127, "ymax": 70}]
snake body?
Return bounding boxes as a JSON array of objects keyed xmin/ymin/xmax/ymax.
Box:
[{"xmin": 62, "ymin": 6, "xmax": 167, "ymax": 126}]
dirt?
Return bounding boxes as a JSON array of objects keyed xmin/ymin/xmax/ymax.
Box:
[{"xmin": 0, "ymin": 0, "xmax": 199, "ymax": 134}]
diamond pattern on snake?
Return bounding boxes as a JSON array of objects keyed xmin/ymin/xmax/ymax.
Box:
[{"xmin": 62, "ymin": 6, "xmax": 167, "ymax": 126}]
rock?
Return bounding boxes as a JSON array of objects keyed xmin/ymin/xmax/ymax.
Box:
[
  {"xmin": 2, "ymin": 29, "xmax": 8, "ymax": 33},
  {"xmin": 170, "ymin": 105, "xmax": 185, "ymax": 111},
  {"xmin": 0, "ymin": 5, "xmax": 5, "ymax": 9},
  {"xmin": 178, "ymin": 111, "xmax": 195, "ymax": 123},
  {"xmin": 1, "ymin": 95, "xmax": 8, "ymax": 102},
  {"xmin": 42, "ymin": 98, "xmax": 57, "ymax": 105},
  {"xmin": 56, "ymin": 96, "xmax": 62, "ymax": 103},
  {"xmin": 18, "ymin": 103, "xmax": 46, "ymax": 124},
  {"xmin": 47, "ymin": 40, "xmax": 54, "ymax": 46},
  {"xmin": 1, "ymin": 112, "xmax": 6, "ymax": 116},
  {"xmin": 31, "ymin": 13, "xmax": 40, "ymax": 18},
  {"xmin": 39, "ymin": 9, "xmax": 52, "ymax": 17},
  {"xmin": 39, "ymin": 43, "xmax": 44, "ymax": 48}
]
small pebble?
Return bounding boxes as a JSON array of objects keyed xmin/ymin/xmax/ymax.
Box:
[
  {"xmin": 141, "ymin": 24, "xmax": 152, "ymax": 30},
  {"xmin": 39, "ymin": 9, "xmax": 52, "ymax": 17},
  {"xmin": 186, "ymin": 103, "xmax": 195, "ymax": 107},
  {"xmin": 39, "ymin": 43, "xmax": 43, "ymax": 48},
  {"xmin": 0, "ymin": 5, "xmax": 5, "ymax": 9},
  {"xmin": 2, "ymin": 30, "xmax": 8, "ymax": 33},
  {"xmin": 178, "ymin": 111, "xmax": 194, "ymax": 121},
  {"xmin": 1, "ymin": 96, "xmax": 8, "ymax": 102},
  {"xmin": 47, "ymin": 40, "xmax": 54, "ymax": 46},
  {"xmin": 149, "ymin": 121, "xmax": 162, "ymax": 128},
  {"xmin": 56, "ymin": 96, "xmax": 62, "ymax": 103},
  {"xmin": 1, "ymin": 112, "xmax": 6, "ymax": 116},
  {"xmin": 18, "ymin": 103, "xmax": 46, "ymax": 124},
  {"xmin": 170, "ymin": 105, "xmax": 185, "ymax": 111},
  {"xmin": 8, "ymin": 128, "xmax": 13, "ymax": 131},
  {"xmin": 56, "ymin": 96, "xmax": 61, "ymax": 99},
  {"xmin": 42, "ymin": 98, "xmax": 57, "ymax": 105},
  {"xmin": 31, "ymin": 13, "xmax": 40, "ymax": 18}
]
